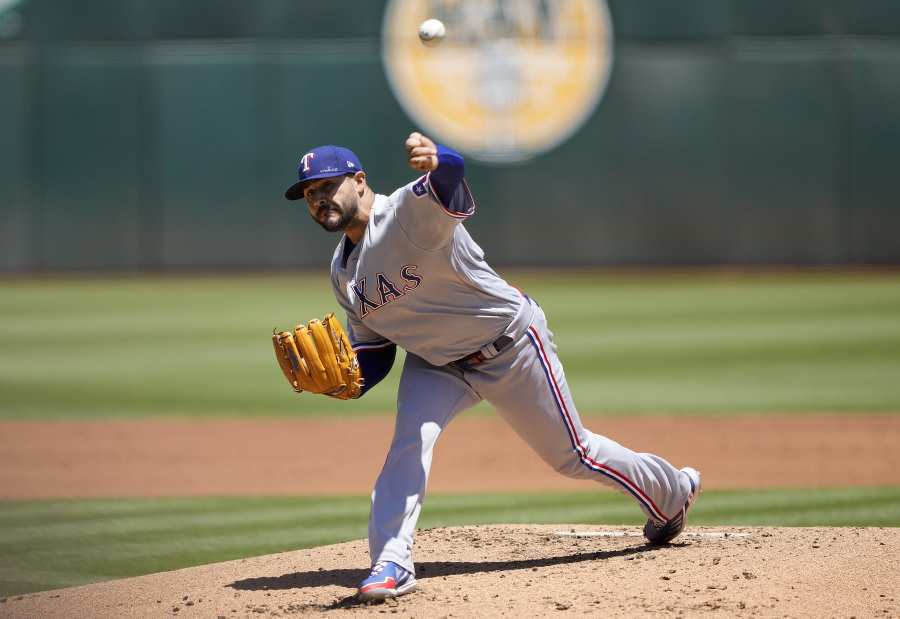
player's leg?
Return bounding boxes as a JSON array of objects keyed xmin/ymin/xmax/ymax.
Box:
[
  {"xmin": 468, "ymin": 304, "xmax": 695, "ymax": 525},
  {"xmin": 367, "ymin": 352, "xmax": 481, "ymax": 574}
]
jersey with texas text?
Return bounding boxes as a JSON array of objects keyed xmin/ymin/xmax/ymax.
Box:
[{"xmin": 330, "ymin": 174, "xmax": 532, "ymax": 367}]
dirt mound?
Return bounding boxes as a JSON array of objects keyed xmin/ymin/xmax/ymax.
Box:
[{"xmin": 4, "ymin": 525, "xmax": 898, "ymax": 618}]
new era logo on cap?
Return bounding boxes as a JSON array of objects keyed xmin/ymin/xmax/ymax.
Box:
[{"xmin": 285, "ymin": 145, "xmax": 364, "ymax": 201}]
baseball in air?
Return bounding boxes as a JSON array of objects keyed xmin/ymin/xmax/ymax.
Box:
[{"xmin": 418, "ymin": 18, "xmax": 446, "ymax": 47}]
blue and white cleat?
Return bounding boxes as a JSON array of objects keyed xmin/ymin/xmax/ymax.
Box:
[
  {"xmin": 357, "ymin": 560, "xmax": 417, "ymax": 601},
  {"xmin": 644, "ymin": 467, "xmax": 702, "ymax": 545}
]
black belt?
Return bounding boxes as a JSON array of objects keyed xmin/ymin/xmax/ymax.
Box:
[{"xmin": 450, "ymin": 335, "xmax": 514, "ymax": 371}]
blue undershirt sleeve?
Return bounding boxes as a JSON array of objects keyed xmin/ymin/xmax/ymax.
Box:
[
  {"xmin": 356, "ymin": 344, "xmax": 397, "ymax": 397},
  {"xmin": 429, "ymin": 145, "xmax": 465, "ymax": 204},
  {"xmin": 427, "ymin": 145, "xmax": 475, "ymax": 217}
]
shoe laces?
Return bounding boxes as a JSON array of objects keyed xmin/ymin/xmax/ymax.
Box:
[{"xmin": 369, "ymin": 561, "xmax": 389, "ymax": 576}]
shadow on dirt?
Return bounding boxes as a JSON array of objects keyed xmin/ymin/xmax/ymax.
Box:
[{"xmin": 228, "ymin": 543, "xmax": 665, "ymax": 592}]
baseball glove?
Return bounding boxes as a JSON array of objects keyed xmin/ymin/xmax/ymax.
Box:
[{"xmin": 272, "ymin": 313, "xmax": 363, "ymax": 400}]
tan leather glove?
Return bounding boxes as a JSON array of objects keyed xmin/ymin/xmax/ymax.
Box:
[{"xmin": 272, "ymin": 313, "xmax": 363, "ymax": 400}]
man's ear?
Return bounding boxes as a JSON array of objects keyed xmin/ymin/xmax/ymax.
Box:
[{"xmin": 353, "ymin": 171, "xmax": 368, "ymax": 195}]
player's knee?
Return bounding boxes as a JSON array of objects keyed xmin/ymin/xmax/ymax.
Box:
[
  {"xmin": 551, "ymin": 454, "xmax": 589, "ymax": 479},
  {"xmin": 386, "ymin": 420, "xmax": 442, "ymax": 461},
  {"xmin": 419, "ymin": 421, "xmax": 442, "ymax": 447}
]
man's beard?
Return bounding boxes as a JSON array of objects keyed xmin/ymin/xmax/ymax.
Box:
[{"xmin": 315, "ymin": 201, "xmax": 357, "ymax": 233}]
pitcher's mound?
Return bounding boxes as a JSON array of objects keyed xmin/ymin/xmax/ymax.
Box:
[{"xmin": 5, "ymin": 525, "xmax": 898, "ymax": 618}]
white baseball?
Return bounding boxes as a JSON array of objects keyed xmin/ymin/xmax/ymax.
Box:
[{"xmin": 418, "ymin": 18, "xmax": 446, "ymax": 47}]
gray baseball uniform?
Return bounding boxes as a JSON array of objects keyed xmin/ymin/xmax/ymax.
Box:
[{"xmin": 330, "ymin": 173, "xmax": 694, "ymax": 574}]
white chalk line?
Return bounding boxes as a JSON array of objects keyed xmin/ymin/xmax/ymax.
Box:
[{"xmin": 553, "ymin": 530, "xmax": 752, "ymax": 540}]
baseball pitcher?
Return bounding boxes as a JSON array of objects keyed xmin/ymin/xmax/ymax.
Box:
[{"xmin": 274, "ymin": 133, "xmax": 701, "ymax": 601}]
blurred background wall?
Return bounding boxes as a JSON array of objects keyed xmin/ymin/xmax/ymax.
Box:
[{"xmin": 1, "ymin": 0, "xmax": 899, "ymax": 272}]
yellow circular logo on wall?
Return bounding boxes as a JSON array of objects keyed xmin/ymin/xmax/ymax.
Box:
[{"xmin": 382, "ymin": 0, "xmax": 614, "ymax": 164}]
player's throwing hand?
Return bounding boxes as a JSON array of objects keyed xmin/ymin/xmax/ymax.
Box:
[{"xmin": 405, "ymin": 132, "xmax": 439, "ymax": 172}]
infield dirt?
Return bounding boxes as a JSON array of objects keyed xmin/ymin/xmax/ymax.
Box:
[
  {"xmin": 2, "ymin": 415, "xmax": 898, "ymax": 498},
  {"xmin": 4, "ymin": 524, "xmax": 898, "ymax": 618}
]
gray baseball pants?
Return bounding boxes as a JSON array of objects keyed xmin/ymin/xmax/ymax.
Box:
[{"xmin": 368, "ymin": 301, "xmax": 693, "ymax": 573}]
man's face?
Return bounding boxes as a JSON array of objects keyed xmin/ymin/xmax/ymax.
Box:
[{"xmin": 303, "ymin": 174, "xmax": 360, "ymax": 233}]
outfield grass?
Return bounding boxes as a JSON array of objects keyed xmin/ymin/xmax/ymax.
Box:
[
  {"xmin": 0, "ymin": 487, "xmax": 898, "ymax": 596},
  {"xmin": 2, "ymin": 271, "xmax": 899, "ymax": 418}
]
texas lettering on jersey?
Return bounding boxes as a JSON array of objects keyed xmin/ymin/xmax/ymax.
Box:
[{"xmin": 352, "ymin": 264, "xmax": 422, "ymax": 318}]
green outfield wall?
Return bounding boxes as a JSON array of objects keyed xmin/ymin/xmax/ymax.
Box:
[{"xmin": 1, "ymin": 0, "xmax": 899, "ymax": 271}]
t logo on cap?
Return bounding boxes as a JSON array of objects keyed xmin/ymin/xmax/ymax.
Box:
[{"xmin": 300, "ymin": 152, "xmax": 316, "ymax": 172}]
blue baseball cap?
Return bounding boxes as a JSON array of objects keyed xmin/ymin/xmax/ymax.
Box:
[{"xmin": 284, "ymin": 145, "xmax": 364, "ymax": 201}]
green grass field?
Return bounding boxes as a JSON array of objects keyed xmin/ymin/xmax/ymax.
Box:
[
  {"xmin": 2, "ymin": 271, "xmax": 899, "ymax": 418},
  {"xmin": 2, "ymin": 271, "xmax": 899, "ymax": 597},
  {"xmin": 2, "ymin": 487, "xmax": 899, "ymax": 597}
]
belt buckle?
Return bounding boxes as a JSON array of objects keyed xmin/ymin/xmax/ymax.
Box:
[
  {"xmin": 453, "ymin": 352, "xmax": 482, "ymax": 372},
  {"xmin": 488, "ymin": 335, "xmax": 513, "ymax": 357},
  {"xmin": 452, "ymin": 335, "xmax": 512, "ymax": 372},
  {"xmin": 467, "ymin": 351, "xmax": 486, "ymax": 366}
]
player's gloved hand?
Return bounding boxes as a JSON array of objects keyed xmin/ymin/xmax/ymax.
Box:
[
  {"xmin": 272, "ymin": 313, "xmax": 363, "ymax": 400},
  {"xmin": 405, "ymin": 132, "xmax": 439, "ymax": 172}
]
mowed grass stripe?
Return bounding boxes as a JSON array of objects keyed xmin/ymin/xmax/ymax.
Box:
[
  {"xmin": 5, "ymin": 286, "xmax": 896, "ymax": 338},
  {"xmin": 4, "ymin": 315, "xmax": 898, "ymax": 372},
  {"xmin": 0, "ymin": 504, "xmax": 371, "ymax": 547},
  {"xmin": 0, "ymin": 567, "xmax": 117, "ymax": 587},
  {"xmin": 514, "ymin": 275, "xmax": 900, "ymax": 310},
  {"xmin": 2, "ymin": 273, "xmax": 899, "ymax": 417},
  {"xmin": 0, "ymin": 492, "xmax": 627, "ymax": 541},
  {"xmin": 0, "ymin": 496, "xmax": 365, "ymax": 526},
  {"xmin": 574, "ymin": 370, "xmax": 900, "ymax": 413},
  {"xmin": 1, "ymin": 488, "xmax": 899, "ymax": 596},
  {"xmin": 9, "ymin": 525, "xmax": 370, "ymax": 569},
  {"xmin": 696, "ymin": 488, "xmax": 900, "ymax": 524},
  {"xmin": 566, "ymin": 322, "xmax": 900, "ymax": 355}
]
